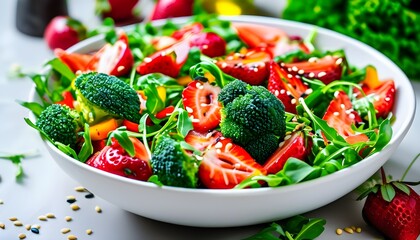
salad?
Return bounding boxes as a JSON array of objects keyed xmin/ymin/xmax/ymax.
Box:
[{"xmin": 23, "ymin": 15, "xmax": 395, "ymax": 190}]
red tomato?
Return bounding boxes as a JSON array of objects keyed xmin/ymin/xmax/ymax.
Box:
[{"xmin": 199, "ymin": 138, "xmax": 266, "ymax": 189}]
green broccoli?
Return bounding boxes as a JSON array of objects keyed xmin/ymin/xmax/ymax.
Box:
[
  {"xmin": 74, "ymin": 72, "xmax": 142, "ymax": 124},
  {"xmin": 150, "ymin": 133, "xmax": 199, "ymax": 188},
  {"xmin": 36, "ymin": 104, "xmax": 81, "ymax": 149},
  {"xmin": 282, "ymin": 0, "xmax": 420, "ymax": 79},
  {"xmin": 218, "ymin": 79, "xmax": 286, "ymax": 163}
]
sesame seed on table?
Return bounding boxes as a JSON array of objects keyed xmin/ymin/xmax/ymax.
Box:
[{"xmin": 0, "ymin": 0, "xmax": 419, "ymax": 239}]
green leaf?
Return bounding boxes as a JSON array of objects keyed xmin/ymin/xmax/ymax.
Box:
[
  {"xmin": 371, "ymin": 119, "xmax": 392, "ymax": 154},
  {"xmin": 78, "ymin": 123, "xmax": 93, "ymax": 163},
  {"xmin": 111, "ymin": 130, "xmax": 135, "ymax": 157},
  {"xmin": 294, "ymin": 218, "xmax": 326, "ymax": 240},
  {"xmin": 282, "ymin": 158, "xmax": 315, "ymax": 184},
  {"xmin": 380, "ymin": 184, "xmax": 396, "ymax": 202},
  {"xmin": 47, "ymin": 58, "xmax": 75, "ymax": 83},
  {"xmin": 18, "ymin": 100, "xmax": 45, "ymax": 117},
  {"xmin": 176, "ymin": 109, "xmax": 193, "ymax": 137},
  {"xmin": 148, "ymin": 175, "xmax": 163, "ymax": 187},
  {"xmin": 56, "ymin": 142, "xmax": 79, "ymax": 160},
  {"xmin": 144, "ymin": 85, "xmax": 165, "ymax": 114},
  {"xmin": 243, "ymin": 222, "xmax": 286, "ymax": 240},
  {"xmin": 392, "ymin": 182, "xmax": 411, "ymax": 195}
]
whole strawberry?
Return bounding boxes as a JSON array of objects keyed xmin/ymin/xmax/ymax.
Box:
[
  {"xmin": 190, "ymin": 32, "xmax": 226, "ymax": 58},
  {"xmin": 150, "ymin": 0, "xmax": 194, "ymax": 20},
  {"xmin": 95, "ymin": 0, "xmax": 140, "ymax": 23},
  {"xmin": 44, "ymin": 16, "xmax": 87, "ymax": 50},
  {"xmin": 358, "ymin": 154, "xmax": 420, "ymax": 240}
]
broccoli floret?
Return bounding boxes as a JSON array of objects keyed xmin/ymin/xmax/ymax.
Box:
[
  {"xmin": 36, "ymin": 104, "xmax": 81, "ymax": 148},
  {"xmin": 218, "ymin": 79, "xmax": 286, "ymax": 163},
  {"xmin": 150, "ymin": 133, "xmax": 199, "ymax": 188},
  {"xmin": 74, "ymin": 72, "xmax": 141, "ymax": 124}
]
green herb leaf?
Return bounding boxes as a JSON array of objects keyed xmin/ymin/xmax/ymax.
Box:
[
  {"xmin": 47, "ymin": 58, "xmax": 76, "ymax": 82},
  {"xmin": 18, "ymin": 101, "xmax": 45, "ymax": 117},
  {"xmin": 78, "ymin": 123, "xmax": 93, "ymax": 163},
  {"xmin": 294, "ymin": 218, "xmax": 326, "ymax": 240},
  {"xmin": 176, "ymin": 109, "xmax": 193, "ymax": 137},
  {"xmin": 148, "ymin": 175, "xmax": 164, "ymax": 187},
  {"xmin": 392, "ymin": 182, "xmax": 411, "ymax": 195}
]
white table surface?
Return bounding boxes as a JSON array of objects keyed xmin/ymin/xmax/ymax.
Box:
[{"xmin": 1, "ymin": 0, "xmax": 419, "ymax": 239}]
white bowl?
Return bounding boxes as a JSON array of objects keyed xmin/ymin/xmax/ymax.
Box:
[{"xmin": 30, "ymin": 15, "xmax": 415, "ymax": 227}]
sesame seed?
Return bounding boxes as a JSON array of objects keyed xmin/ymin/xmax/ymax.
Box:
[
  {"xmin": 0, "ymin": 223, "xmax": 5, "ymax": 229},
  {"xmin": 253, "ymin": 68, "xmax": 259, "ymax": 72},
  {"xmin": 340, "ymin": 104, "xmax": 346, "ymax": 109},
  {"xmin": 0, "ymin": 199, "xmax": 3, "ymax": 204},
  {"xmin": 31, "ymin": 228, "xmax": 40, "ymax": 234},
  {"xmin": 95, "ymin": 206, "xmax": 102, "ymax": 213},
  {"xmin": 291, "ymin": 66, "xmax": 298, "ymax": 72},
  {"xmin": 284, "ymin": 135, "xmax": 292, "ymax": 141},
  {"xmin": 9, "ymin": 217, "xmax": 18, "ymax": 221},
  {"xmin": 308, "ymin": 57, "xmax": 318, "ymax": 62},
  {"xmin": 287, "ymin": 74, "xmax": 293, "ymax": 78},
  {"xmin": 274, "ymin": 90, "xmax": 279, "ymax": 96},
  {"xmin": 279, "ymin": 141, "xmax": 285, "ymax": 148},
  {"xmin": 280, "ymin": 89, "xmax": 286, "ymax": 94},
  {"xmin": 336, "ymin": 228, "xmax": 343, "ymax": 235},
  {"xmin": 200, "ymin": 103, "xmax": 208, "ymax": 107},
  {"xmin": 298, "ymin": 69, "xmax": 304, "ymax": 74},
  {"xmin": 385, "ymin": 97, "xmax": 390, "ymax": 101},
  {"xmin": 144, "ymin": 57, "xmax": 152, "ymax": 63},
  {"xmin": 225, "ymin": 143, "xmax": 233, "ymax": 151},
  {"xmin": 317, "ymin": 72, "xmax": 326, "ymax": 78},
  {"xmin": 67, "ymin": 235, "xmax": 78, "ymax": 240},
  {"xmin": 85, "ymin": 193, "xmax": 95, "ymax": 199},
  {"xmin": 31, "ymin": 224, "xmax": 41, "ymax": 229},
  {"xmin": 344, "ymin": 227, "xmax": 354, "ymax": 234},
  {"xmin": 214, "ymin": 141, "xmax": 223, "ymax": 149},
  {"xmin": 280, "ymin": 62, "xmax": 285, "ymax": 67},
  {"xmin": 71, "ymin": 204, "xmax": 80, "ymax": 211},
  {"xmin": 202, "ymin": 45, "xmax": 208, "ymax": 49},
  {"xmin": 334, "ymin": 91, "xmax": 340, "ymax": 98},
  {"xmin": 14, "ymin": 221, "xmax": 23, "ymax": 227},
  {"xmin": 308, "ymin": 72, "xmax": 315, "ymax": 78},
  {"xmin": 286, "ymin": 91, "xmax": 292, "ymax": 96},
  {"xmin": 304, "ymin": 88, "xmax": 313, "ymax": 95},
  {"xmin": 349, "ymin": 113, "xmax": 355, "ymax": 119},
  {"xmin": 234, "ymin": 163, "xmax": 241, "ymax": 169},
  {"xmin": 74, "ymin": 186, "xmax": 87, "ymax": 192},
  {"xmin": 333, "ymin": 112, "xmax": 339, "ymax": 116},
  {"xmin": 18, "ymin": 233, "xmax": 26, "ymax": 239},
  {"xmin": 38, "ymin": 215, "xmax": 47, "ymax": 221},
  {"xmin": 221, "ymin": 62, "xmax": 227, "ymax": 68},
  {"xmin": 356, "ymin": 227, "xmax": 362, "ymax": 233},
  {"xmin": 191, "ymin": 118, "xmax": 200, "ymax": 123},
  {"xmin": 75, "ymin": 70, "xmax": 82, "ymax": 75},
  {"xmin": 195, "ymin": 155, "xmax": 203, "ymax": 160},
  {"xmin": 117, "ymin": 66, "xmax": 125, "ymax": 72},
  {"xmin": 86, "ymin": 229, "xmax": 93, "ymax": 235},
  {"xmin": 287, "ymin": 67, "xmax": 292, "ymax": 72},
  {"xmin": 335, "ymin": 58, "xmax": 343, "ymax": 65},
  {"xmin": 216, "ymin": 149, "xmax": 221, "ymax": 154},
  {"xmin": 291, "ymin": 98, "xmax": 297, "ymax": 105},
  {"xmin": 185, "ymin": 106, "xmax": 193, "ymax": 113},
  {"xmin": 25, "ymin": 224, "xmax": 31, "ymax": 230},
  {"xmin": 61, "ymin": 228, "xmax": 71, "ymax": 234},
  {"xmin": 46, "ymin": 213, "xmax": 55, "ymax": 218}
]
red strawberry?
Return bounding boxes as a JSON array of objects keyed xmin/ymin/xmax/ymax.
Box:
[
  {"xmin": 359, "ymin": 158, "xmax": 420, "ymax": 240},
  {"xmin": 322, "ymin": 91, "xmax": 368, "ymax": 144},
  {"xmin": 216, "ymin": 49, "xmax": 271, "ymax": 85},
  {"xmin": 86, "ymin": 137, "xmax": 152, "ymax": 181},
  {"xmin": 95, "ymin": 0, "xmax": 140, "ymax": 23},
  {"xmin": 150, "ymin": 0, "xmax": 194, "ymax": 20},
  {"xmin": 263, "ymin": 131, "xmax": 310, "ymax": 174},
  {"xmin": 199, "ymin": 138, "xmax": 266, "ymax": 189},
  {"xmin": 182, "ymin": 80, "xmax": 222, "ymax": 132},
  {"xmin": 190, "ymin": 32, "xmax": 226, "ymax": 57},
  {"xmin": 283, "ymin": 55, "xmax": 345, "ymax": 84},
  {"xmin": 267, "ymin": 60, "xmax": 309, "ymax": 113},
  {"xmin": 86, "ymin": 32, "xmax": 134, "ymax": 76},
  {"xmin": 185, "ymin": 130, "xmax": 223, "ymax": 152},
  {"xmin": 44, "ymin": 16, "xmax": 87, "ymax": 50},
  {"xmin": 361, "ymin": 79, "xmax": 396, "ymax": 119},
  {"xmin": 137, "ymin": 37, "xmax": 190, "ymax": 78},
  {"xmin": 171, "ymin": 22, "xmax": 204, "ymax": 40}
]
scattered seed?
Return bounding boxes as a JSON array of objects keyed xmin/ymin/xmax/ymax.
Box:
[
  {"xmin": 61, "ymin": 228, "xmax": 71, "ymax": 234},
  {"xmin": 31, "ymin": 224, "xmax": 41, "ymax": 229},
  {"xmin": 67, "ymin": 195, "xmax": 77, "ymax": 204},
  {"xmin": 335, "ymin": 228, "xmax": 343, "ymax": 235},
  {"xmin": 71, "ymin": 204, "xmax": 80, "ymax": 211},
  {"xmin": 65, "ymin": 216, "xmax": 73, "ymax": 222},
  {"xmin": 356, "ymin": 227, "xmax": 362, "ymax": 233},
  {"xmin": 46, "ymin": 213, "xmax": 56, "ymax": 218},
  {"xmin": 9, "ymin": 217, "xmax": 18, "ymax": 221},
  {"xmin": 0, "ymin": 222, "xmax": 5, "ymax": 229},
  {"xmin": 344, "ymin": 227, "xmax": 354, "ymax": 234},
  {"xmin": 38, "ymin": 215, "xmax": 47, "ymax": 221},
  {"xmin": 86, "ymin": 229, "xmax": 93, "ymax": 235},
  {"xmin": 0, "ymin": 199, "xmax": 3, "ymax": 204},
  {"xmin": 13, "ymin": 220, "xmax": 23, "ymax": 227},
  {"xmin": 31, "ymin": 227, "xmax": 40, "ymax": 234},
  {"xmin": 25, "ymin": 224, "xmax": 31, "ymax": 230},
  {"xmin": 74, "ymin": 186, "xmax": 87, "ymax": 192},
  {"xmin": 95, "ymin": 206, "xmax": 102, "ymax": 213},
  {"xmin": 18, "ymin": 233, "xmax": 26, "ymax": 239},
  {"xmin": 67, "ymin": 234, "xmax": 78, "ymax": 240}
]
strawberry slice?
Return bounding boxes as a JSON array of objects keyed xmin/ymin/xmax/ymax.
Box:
[
  {"xmin": 232, "ymin": 22, "xmax": 312, "ymax": 56},
  {"xmin": 137, "ymin": 38, "xmax": 190, "ymax": 78},
  {"xmin": 322, "ymin": 91, "xmax": 368, "ymax": 144},
  {"xmin": 171, "ymin": 22, "xmax": 204, "ymax": 40},
  {"xmin": 190, "ymin": 32, "xmax": 226, "ymax": 58},
  {"xmin": 86, "ymin": 32, "xmax": 134, "ymax": 76},
  {"xmin": 182, "ymin": 80, "xmax": 222, "ymax": 132},
  {"xmin": 263, "ymin": 131, "xmax": 310, "ymax": 174},
  {"xmin": 216, "ymin": 49, "xmax": 271, "ymax": 85},
  {"xmin": 362, "ymin": 79, "xmax": 396, "ymax": 118},
  {"xmin": 199, "ymin": 138, "xmax": 266, "ymax": 189},
  {"xmin": 267, "ymin": 61, "xmax": 309, "ymax": 113},
  {"xmin": 185, "ymin": 130, "xmax": 223, "ymax": 152},
  {"xmin": 86, "ymin": 137, "xmax": 152, "ymax": 181},
  {"xmin": 283, "ymin": 55, "xmax": 345, "ymax": 84}
]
